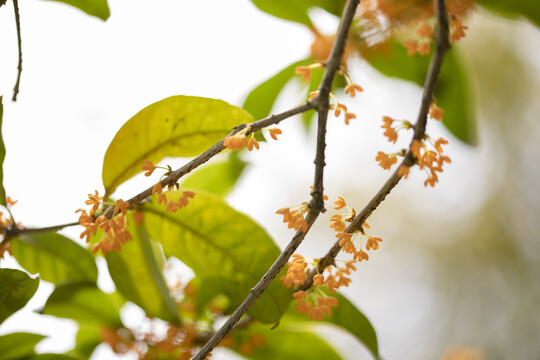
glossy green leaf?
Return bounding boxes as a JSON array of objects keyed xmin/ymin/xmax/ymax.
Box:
[
  {"xmin": 476, "ymin": 0, "xmax": 540, "ymax": 27},
  {"xmin": 11, "ymin": 232, "xmax": 98, "ymax": 285},
  {"xmin": 243, "ymin": 59, "xmax": 311, "ymax": 120},
  {"xmin": 0, "ymin": 269, "xmax": 39, "ymax": 325},
  {"xmin": 105, "ymin": 217, "xmax": 180, "ymax": 323},
  {"xmin": 181, "ymin": 152, "xmax": 247, "ymax": 197},
  {"xmin": 43, "ymin": 282, "xmax": 121, "ymax": 326},
  {"xmin": 362, "ymin": 42, "xmax": 475, "ymax": 144},
  {"xmin": 0, "ymin": 332, "xmax": 45, "ymax": 360},
  {"xmin": 0, "ymin": 96, "xmax": 6, "ymax": 206},
  {"xmin": 40, "ymin": 0, "xmax": 110, "ymax": 21},
  {"xmin": 249, "ymin": 0, "xmax": 312, "ymax": 26},
  {"xmin": 102, "ymin": 96, "xmax": 253, "ymax": 195},
  {"xmin": 143, "ymin": 191, "xmax": 292, "ymax": 324},
  {"xmin": 231, "ymin": 322, "xmax": 343, "ymax": 360},
  {"xmin": 287, "ymin": 291, "xmax": 379, "ymax": 359}
]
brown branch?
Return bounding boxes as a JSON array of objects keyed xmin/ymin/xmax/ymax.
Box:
[
  {"xmin": 191, "ymin": 1, "xmax": 360, "ymax": 359},
  {"xmin": 12, "ymin": 0, "xmax": 22, "ymax": 102},
  {"xmin": 318, "ymin": 0, "xmax": 450, "ymax": 272}
]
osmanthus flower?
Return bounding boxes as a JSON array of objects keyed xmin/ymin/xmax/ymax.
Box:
[
  {"xmin": 85, "ymin": 190, "xmax": 103, "ymax": 215},
  {"xmin": 429, "ymin": 103, "xmax": 444, "ymax": 121},
  {"xmin": 381, "ymin": 116, "xmax": 413, "ymax": 144},
  {"xmin": 267, "ymin": 127, "xmax": 282, "ymax": 140},
  {"xmin": 292, "ymin": 288, "xmax": 339, "ymax": 321},
  {"xmin": 280, "ymin": 254, "xmax": 309, "ymax": 288},
  {"xmin": 410, "ymin": 137, "xmax": 452, "ymax": 187},
  {"xmin": 141, "ymin": 160, "xmax": 156, "ymax": 177},
  {"xmin": 336, "ymin": 221, "xmax": 382, "ymax": 263},
  {"xmin": 375, "ymin": 149, "xmax": 406, "ymax": 170},
  {"xmin": 224, "ymin": 127, "xmax": 250, "ymax": 151},
  {"xmin": 330, "ymin": 93, "xmax": 358, "ymax": 126},
  {"xmin": 238, "ymin": 333, "xmax": 266, "ymax": 356},
  {"xmin": 247, "ymin": 134, "xmax": 259, "ymax": 151},
  {"xmin": 330, "ymin": 196, "xmax": 356, "ymax": 233},
  {"xmin": 276, "ymin": 202, "xmax": 309, "ymax": 233},
  {"xmin": 295, "ymin": 63, "xmax": 324, "ymax": 82}
]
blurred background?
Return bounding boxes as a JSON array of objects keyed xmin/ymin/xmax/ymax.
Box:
[{"xmin": 0, "ymin": 1, "xmax": 539, "ymax": 359}]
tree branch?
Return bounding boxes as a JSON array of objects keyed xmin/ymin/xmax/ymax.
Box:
[
  {"xmin": 191, "ymin": 1, "xmax": 360, "ymax": 359},
  {"xmin": 12, "ymin": 0, "xmax": 22, "ymax": 101},
  {"xmin": 318, "ymin": 0, "xmax": 450, "ymax": 271}
]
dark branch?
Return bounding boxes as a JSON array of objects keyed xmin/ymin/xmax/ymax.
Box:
[
  {"xmin": 191, "ymin": 1, "xmax": 360, "ymax": 359},
  {"xmin": 12, "ymin": 0, "xmax": 23, "ymax": 101},
  {"xmin": 318, "ymin": 0, "xmax": 450, "ymax": 271}
]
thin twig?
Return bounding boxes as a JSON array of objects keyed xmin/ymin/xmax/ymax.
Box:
[
  {"xmin": 191, "ymin": 1, "xmax": 360, "ymax": 359},
  {"xmin": 12, "ymin": 0, "xmax": 23, "ymax": 101},
  {"xmin": 318, "ymin": 0, "xmax": 450, "ymax": 271}
]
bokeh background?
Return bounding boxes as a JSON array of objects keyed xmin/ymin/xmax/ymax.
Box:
[{"xmin": 0, "ymin": 1, "xmax": 539, "ymax": 359}]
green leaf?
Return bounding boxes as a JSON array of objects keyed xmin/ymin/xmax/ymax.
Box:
[
  {"xmin": 243, "ymin": 59, "xmax": 311, "ymax": 120},
  {"xmin": 435, "ymin": 50, "xmax": 476, "ymax": 145},
  {"xmin": 310, "ymin": 0, "xmax": 346, "ymax": 17},
  {"xmin": 27, "ymin": 354, "xmax": 81, "ymax": 360},
  {"xmin": 181, "ymin": 152, "xmax": 247, "ymax": 197},
  {"xmin": 143, "ymin": 191, "xmax": 292, "ymax": 324},
  {"xmin": 476, "ymin": 0, "xmax": 540, "ymax": 27},
  {"xmin": 231, "ymin": 322, "xmax": 343, "ymax": 360},
  {"xmin": 249, "ymin": 0, "xmax": 313, "ymax": 26},
  {"xmin": 362, "ymin": 41, "xmax": 475, "ymax": 144},
  {"xmin": 11, "ymin": 232, "xmax": 98, "ymax": 285},
  {"xmin": 287, "ymin": 291, "xmax": 379, "ymax": 359},
  {"xmin": 0, "ymin": 269, "xmax": 39, "ymax": 325},
  {"xmin": 0, "ymin": 97, "xmax": 6, "ymax": 206},
  {"xmin": 43, "ymin": 282, "xmax": 122, "ymax": 326},
  {"xmin": 102, "ymin": 96, "xmax": 253, "ymax": 196},
  {"xmin": 69, "ymin": 322, "xmax": 103, "ymax": 359},
  {"xmin": 105, "ymin": 216, "xmax": 180, "ymax": 323},
  {"xmin": 39, "ymin": 0, "xmax": 110, "ymax": 21},
  {"xmin": 0, "ymin": 332, "xmax": 45, "ymax": 360}
]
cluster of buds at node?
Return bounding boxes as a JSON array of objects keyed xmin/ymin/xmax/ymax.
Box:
[
  {"xmin": 223, "ymin": 126, "xmax": 282, "ymax": 152},
  {"xmin": 281, "ymin": 253, "xmax": 356, "ymax": 320},
  {"xmin": 76, "ymin": 191, "xmax": 137, "ymax": 254},
  {"xmin": 449, "ymin": 15, "xmax": 468, "ymax": 43},
  {"xmin": 0, "ymin": 197, "xmax": 18, "ymax": 259},
  {"xmin": 152, "ymin": 183, "xmax": 195, "ymax": 213},
  {"xmin": 276, "ymin": 202, "xmax": 309, "ymax": 233},
  {"xmin": 142, "ymin": 160, "xmax": 197, "ymax": 213},
  {"xmin": 331, "ymin": 197, "xmax": 383, "ymax": 262},
  {"xmin": 411, "ymin": 137, "xmax": 451, "ymax": 187}
]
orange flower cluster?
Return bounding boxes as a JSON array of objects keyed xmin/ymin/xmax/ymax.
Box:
[
  {"xmin": 152, "ymin": 183, "xmax": 196, "ymax": 213},
  {"xmin": 76, "ymin": 192, "xmax": 135, "ymax": 254},
  {"xmin": 0, "ymin": 197, "xmax": 17, "ymax": 231},
  {"xmin": 331, "ymin": 196, "xmax": 383, "ymax": 262},
  {"xmin": 223, "ymin": 128, "xmax": 249, "ymax": 150},
  {"xmin": 450, "ymin": 16, "xmax": 469, "ymax": 43},
  {"xmin": 281, "ymin": 253, "xmax": 355, "ymax": 320},
  {"xmin": 276, "ymin": 202, "xmax": 309, "ymax": 233},
  {"xmin": 411, "ymin": 137, "xmax": 451, "ymax": 187},
  {"xmin": 331, "ymin": 95, "xmax": 357, "ymax": 125},
  {"xmin": 381, "ymin": 116, "xmax": 412, "ymax": 143},
  {"xmin": 293, "ymin": 290, "xmax": 338, "ymax": 320}
]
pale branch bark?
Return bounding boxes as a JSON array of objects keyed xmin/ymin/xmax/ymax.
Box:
[
  {"xmin": 12, "ymin": 0, "xmax": 22, "ymax": 101},
  {"xmin": 318, "ymin": 0, "xmax": 450, "ymax": 272},
  {"xmin": 191, "ymin": 1, "xmax": 360, "ymax": 359}
]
